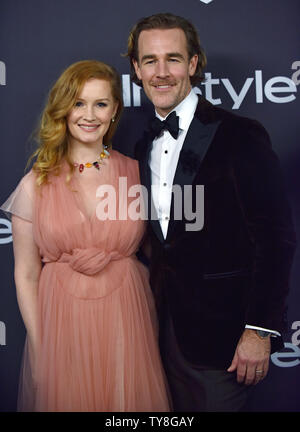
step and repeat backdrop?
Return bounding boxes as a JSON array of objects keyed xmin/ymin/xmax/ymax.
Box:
[{"xmin": 0, "ymin": 0, "xmax": 299, "ymax": 412}]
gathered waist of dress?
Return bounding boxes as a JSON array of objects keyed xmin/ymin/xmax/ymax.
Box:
[{"xmin": 42, "ymin": 248, "xmax": 135, "ymax": 276}]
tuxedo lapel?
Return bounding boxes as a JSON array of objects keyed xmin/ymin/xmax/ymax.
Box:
[
  {"xmin": 140, "ymin": 96, "xmax": 222, "ymax": 244},
  {"xmin": 138, "ymin": 133, "xmax": 151, "ymax": 190},
  {"xmin": 173, "ymin": 114, "xmax": 221, "ymax": 187},
  {"xmin": 139, "ymin": 133, "xmax": 165, "ymax": 243},
  {"xmin": 166, "ymin": 112, "xmax": 221, "ymax": 240}
]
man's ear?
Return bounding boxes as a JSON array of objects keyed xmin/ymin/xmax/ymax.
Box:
[
  {"xmin": 189, "ymin": 54, "xmax": 198, "ymax": 78},
  {"xmin": 132, "ymin": 59, "xmax": 142, "ymax": 80}
]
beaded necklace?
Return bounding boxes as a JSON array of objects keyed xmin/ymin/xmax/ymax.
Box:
[{"xmin": 73, "ymin": 144, "xmax": 110, "ymax": 173}]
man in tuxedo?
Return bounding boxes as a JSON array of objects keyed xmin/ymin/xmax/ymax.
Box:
[{"xmin": 126, "ymin": 13, "xmax": 296, "ymax": 411}]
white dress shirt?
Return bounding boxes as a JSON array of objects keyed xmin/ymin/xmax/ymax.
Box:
[
  {"xmin": 148, "ymin": 88, "xmax": 280, "ymax": 337},
  {"xmin": 149, "ymin": 89, "xmax": 198, "ymax": 238}
]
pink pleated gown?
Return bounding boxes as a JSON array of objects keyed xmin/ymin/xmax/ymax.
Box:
[{"xmin": 2, "ymin": 150, "xmax": 170, "ymax": 412}]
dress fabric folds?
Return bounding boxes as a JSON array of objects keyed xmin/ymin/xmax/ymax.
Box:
[{"xmin": 2, "ymin": 150, "xmax": 170, "ymax": 412}]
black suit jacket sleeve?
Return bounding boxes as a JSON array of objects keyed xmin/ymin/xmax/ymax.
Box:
[{"xmin": 232, "ymin": 119, "xmax": 296, "ymax": 334}]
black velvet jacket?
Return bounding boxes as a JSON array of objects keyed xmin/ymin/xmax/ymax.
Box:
[{"xmin": 135, "ymin": 96, "xmax": 296, "ymax": 369}]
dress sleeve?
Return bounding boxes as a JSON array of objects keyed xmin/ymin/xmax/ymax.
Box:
[{"xmin": 0, "ymin": 170, "xmax": 36, "ymax": 222}]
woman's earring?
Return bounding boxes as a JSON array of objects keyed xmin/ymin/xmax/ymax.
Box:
[{"xmin": 111, "ymin": 117, "xmax": 115, "ymax": 123}]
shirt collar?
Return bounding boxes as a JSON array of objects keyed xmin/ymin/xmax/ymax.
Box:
[{"xmin": 155, "ymin": 89, "xmax": 198, "ymax": 132}]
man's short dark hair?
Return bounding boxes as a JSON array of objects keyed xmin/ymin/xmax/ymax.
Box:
[{"xmin": 125, "ymin": 13, "xmax": 207, "ymax": 86}]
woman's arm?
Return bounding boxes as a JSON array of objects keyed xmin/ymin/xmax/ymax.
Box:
[{"xmin": 12, "ymin": 214, "xmax": 42, "ymax": 375}]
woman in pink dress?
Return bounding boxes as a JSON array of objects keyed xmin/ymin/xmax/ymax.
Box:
[{"xmin": 1, "ymin": 60, "xmax": 170, "ymax": 412}]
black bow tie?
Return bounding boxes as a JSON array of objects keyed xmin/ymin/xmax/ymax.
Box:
[{"xmin": 149, "ymin": 111, "xmax": 180, "ymax": 140}]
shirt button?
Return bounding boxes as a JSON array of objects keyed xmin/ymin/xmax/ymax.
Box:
[
  {"xmin": 163, "ymin": 182, "xmax": 167, "ymax": 186},
  {"xmin": 164, "ymin": 150, "xmax": 168, "ymax": 154}
]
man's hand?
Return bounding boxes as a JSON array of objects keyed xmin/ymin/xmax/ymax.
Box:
[{"xmin": 227, "ymin": 329, "xmax": 271, "ymax": 385}]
